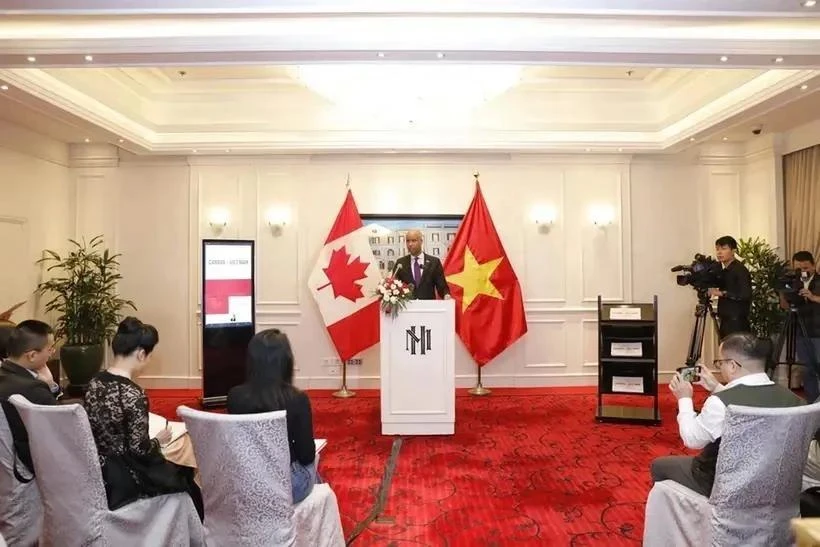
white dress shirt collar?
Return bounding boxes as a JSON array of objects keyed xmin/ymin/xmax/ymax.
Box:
[{"xmin": 723, "ymin": 372, "xmax": 773, "ymax": 389}]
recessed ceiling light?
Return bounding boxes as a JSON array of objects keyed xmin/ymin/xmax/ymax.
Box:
[
  {"xmin": 719, "ymin": 56, "xmax": 729, "ymax": 62},
  {"xmin": 801, "ymin": 84, "xmax": 809, "ymax": 90},
  {"xmin": 0, "ymin": 84, "xmax": 7, "ymax": 91},
  {"xmin": 118, "ymin": 139, "xmax": 124, "ymax": 143},
  {"xmin": 84, "ymin": 138, "xmax": 91, "ymax": 143},
  {"xmin": 26, "ymin": 56, "xmax": 36, "ymax": 63},
  {"xmin": 84, "ymin": 55, "xmax": 93, "ymax": 62},
  {"xmin": 803, "ymin": 0, "xmax": 816, "ymax": 7},
  {"xmin": 377, "ymin": 52, "xmax": 385, "ymax": 58},
  {"xmin": 436, "ymin": 52, "xmax": 445, "ymax": 59},
  {"xmin": 722, "ymin": 136, "xmax": 729, "ymax": 141},
  {"xmin": 617, "ymin": 148, "xmax": 623, "ymax": 152},
  {"xmin": 225, "ymin": 149, "xmax": 231, "ymax": 153},
  {"xmin": 585, "ymin": 148, "xmax": 591, "ymax": 152},
  {"xmin": 775, "ymin": 57, "xmax": 784, "ymax": 63},
  {"xmin": 192, "ymin": 149, "xmax": 198, "ymax": 153},
  {"xmin": 689, "ymin": 137, "xmax": 696, "ymax": 142}
]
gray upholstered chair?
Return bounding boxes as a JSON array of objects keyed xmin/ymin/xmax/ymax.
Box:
[
  {"xmin": 178, "ymin": 405, "xmax": 344, "ymax": 547},
  {"xmin": 644, "ymin": 401, "xmax": 820, "ymax": 547},
  {"xmin": 0, "ymin": 407, "xmax": 43, "ymax": 546},
  {"xmin": 9, "ymin": 394, "xmax": 204, "ymax": 547}
]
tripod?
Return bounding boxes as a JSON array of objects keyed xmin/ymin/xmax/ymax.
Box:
[
  {"xmin": 684, "ymin": 294, "xmax": 721, "ymax": 367},
  {"xmin": 771, "ymin": 305, "xmax": 813, "ymax": 388}
]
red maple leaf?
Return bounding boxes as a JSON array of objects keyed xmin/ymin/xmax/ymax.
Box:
[{"xmin": 316, "ymin": 246, "xmax": 370, "ymax": 301}]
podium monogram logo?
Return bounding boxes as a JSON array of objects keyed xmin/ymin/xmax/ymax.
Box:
[{"xmin": 405, "ymin": 325, "xmax": 432, "ymax": 355}]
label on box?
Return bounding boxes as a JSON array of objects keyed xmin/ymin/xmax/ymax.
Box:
[
  {"xmin": 611, "ymin": 342, "xmax": 643, "ymax": 357},
  {"xmin": 610, "ymin": 307, "xmax": 642, "ymax": 320},
  {"xmin": 612, "ymin": 376, "xmax": 644, "ymax": 393}
]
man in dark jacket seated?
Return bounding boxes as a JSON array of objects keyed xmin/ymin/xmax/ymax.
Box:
[{"xmin": 0, "ymin": 320, "xmax": 62, "ymax": 480}]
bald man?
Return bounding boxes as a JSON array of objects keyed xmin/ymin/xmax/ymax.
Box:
[{"xmin": 393, "ymin": 230, "xmax": 451, "ymax": 300}]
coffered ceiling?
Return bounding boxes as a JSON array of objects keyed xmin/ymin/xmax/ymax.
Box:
[{"xmin": 0, "ymin": 0, "xmax": 818, "ymax": 154}]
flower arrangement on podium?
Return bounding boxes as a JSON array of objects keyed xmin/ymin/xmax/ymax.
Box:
[{"xmin": 375, "ymin": 276, "xmax": 414, "ymax": 318}]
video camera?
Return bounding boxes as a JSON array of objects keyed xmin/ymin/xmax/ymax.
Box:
[
  {"xmin": 775, "ymin": 265, "xmax": 809, "ymax": 306},
  {"xmin": 671, "ymin": 254, "xmax": 722, "ymax": 297}
]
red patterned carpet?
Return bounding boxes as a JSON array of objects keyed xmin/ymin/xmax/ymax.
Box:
[{"xmin": 147, "ymin": 387, "xmax": 707, "ymax": 546}]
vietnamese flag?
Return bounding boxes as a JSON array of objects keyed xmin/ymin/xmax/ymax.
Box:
[{"xmin": 444, "ymin": 181, "xmax": 527, "ymax": 366}]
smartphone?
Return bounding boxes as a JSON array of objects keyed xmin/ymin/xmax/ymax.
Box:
[{"xmin": 676, "ymin": 365, "xmax": 700, "ymax": 383}]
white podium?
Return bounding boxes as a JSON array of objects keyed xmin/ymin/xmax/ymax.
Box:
[{"xmin": 380, "ymin": 299, "xmax": 455, "ymax": 435}]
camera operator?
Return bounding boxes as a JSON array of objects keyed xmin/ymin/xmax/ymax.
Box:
[
  {"xmin": 708, "ymin": 236, "xmax": 752, "ymax": 340},
  {"xmin": 779, "ymin": 251, "xmax": 820, "ymax": 402}
]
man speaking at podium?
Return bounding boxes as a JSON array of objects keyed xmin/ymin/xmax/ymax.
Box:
[{"xmin": 394, "ymin": 230, "xmax": 451, "ymax": 300}]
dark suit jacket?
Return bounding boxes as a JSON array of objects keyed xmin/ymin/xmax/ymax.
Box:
[
  {"xmin": 0, "ymin": 359, "xmax": 61, "ymax": 475},
  {"xmin": 394, "ymin": 253, "xmax": 450, "ymax": 300},
  {"xmin": 717, "ymin": 260, "xmax": 752, "ymax": 320}
]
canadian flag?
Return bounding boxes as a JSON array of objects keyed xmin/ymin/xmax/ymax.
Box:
[{"xmin": 308, "ymin": 190, "xmax": 381, "ymax": 361}]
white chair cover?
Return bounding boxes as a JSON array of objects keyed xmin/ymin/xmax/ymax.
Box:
[
  {"xmin": 0, "ymin": 409, "xmax": 42, "ymax": 546},
  {"xmin": 178, "ymin": 405, "xmax": 344, "ymax": 547},
  {"xmin": 643, "ymin": 401, "xmax": 820, "ymax": 547},
  {"xmin": 710, "ymin": 402, "xmax": 820, "ymax": 547},
  {"xmin": 8, "ymin": 394, "xmax": 204, "ymax": 547}
]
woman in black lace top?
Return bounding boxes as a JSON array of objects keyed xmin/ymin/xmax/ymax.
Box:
[{"xmin": 84, "ymin": 317, "xmax": 202, "ymax": 518}]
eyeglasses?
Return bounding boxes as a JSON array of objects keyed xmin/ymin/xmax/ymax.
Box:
[{"xmin": 712, "ymin": 358, "xmax": 742, "ymax": 369}]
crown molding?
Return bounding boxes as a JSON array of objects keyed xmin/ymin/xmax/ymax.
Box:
[
  {"xmin": 0, "ymin": 118, "xmax": 69, "ymax": 166},
  {"xmin": 69, "ymin": 143, "xmax": 119, "ymax": 168},
  {"xmin": 0, "ymin": 69, "xmax": 155, "ymax": 148},
  {"xmin": 782, "ymin": 118, "xmax": 820, "ymax": 155}
]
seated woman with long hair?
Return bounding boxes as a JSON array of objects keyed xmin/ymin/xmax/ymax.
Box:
[
  {"xmin": 84, "ymin": 317, "xmax": 203, "ymax": 518},
  {"xmin": 227, "ymin": 328, "xmax": 320, "ymax": 503}
]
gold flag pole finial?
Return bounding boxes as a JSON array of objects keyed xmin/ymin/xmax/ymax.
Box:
[
  {"xmin": 473, "ymin": 171, "xmax": 480, "ymax": 183},
  {"xmin": 345, "ymin": 173, "xmax": 351, "ymax": 189}
]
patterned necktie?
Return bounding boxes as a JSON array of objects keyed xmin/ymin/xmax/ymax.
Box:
[{"xmin": 413, "ymin": 256, "xmax": 421, "ymax": 285}]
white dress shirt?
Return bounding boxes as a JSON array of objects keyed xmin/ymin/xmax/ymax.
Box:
[{"xmin": 676, "ymin": 372, "xmax": 774, "ymax": 450}]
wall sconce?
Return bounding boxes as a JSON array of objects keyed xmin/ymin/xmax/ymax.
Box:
[
  {"xmin": 208, "ymin": 208, "xmax": 229, "ymax": 233},
  {"xmin": 530, "ymin": 205, "xmax": 557, "ymax": 233},
  {"xmin": 588, "ymin": 204, "xmax": 615, "ymax": 227},
  {"xmin": 265, "ymin": 207, "xmax": 290, "ymax": 236}
]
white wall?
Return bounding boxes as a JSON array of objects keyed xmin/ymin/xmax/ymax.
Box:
[
  {"xmin": 0, "ymin": 121, "xmax": 72, "ymax": 322},
  {"xmin": 107, "ymin": 151, "xmax": 767, "ymax": 389},
  {"xmin": 1, "ymin": 130, "xmax": 783, "ymax": 389}
]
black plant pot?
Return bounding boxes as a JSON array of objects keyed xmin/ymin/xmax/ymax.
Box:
[{"xmin": 60, "ymin": 344, "xmax": 104, "ymax": 397}]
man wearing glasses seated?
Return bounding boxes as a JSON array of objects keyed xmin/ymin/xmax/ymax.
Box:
[{"xmin": 650, "ymin": 332, "xmax": 804, "ymax": 497}]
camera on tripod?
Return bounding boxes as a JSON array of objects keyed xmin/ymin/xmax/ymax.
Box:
[
  {"xmin": 775, "ymin": 265, "xmax": 810, "ymax": 307},
  {"xmin": 671, "ymin": 254, "xmax": 723, "ymax": 298}
]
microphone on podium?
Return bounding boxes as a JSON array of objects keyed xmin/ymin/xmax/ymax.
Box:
[{"xmin": 391, "ymin": 262, "xmax": 403, "ymax": 277}]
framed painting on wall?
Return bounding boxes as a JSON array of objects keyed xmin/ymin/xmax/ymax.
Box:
[{"xmin": 360, "ymin": 214, "xmax": 463, "ymax": 275}]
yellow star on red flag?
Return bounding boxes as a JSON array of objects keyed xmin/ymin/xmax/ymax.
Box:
[{"xmin": 446, "ymin": 247, "xmax": 503, "ymax": 311}]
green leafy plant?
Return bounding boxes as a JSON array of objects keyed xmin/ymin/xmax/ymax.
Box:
[
  {"xmin": 36, "ymin": 235, "xmax": 136, "ymax": 346},
  {"xmin": 736, "ymin": 237, "xmax": 788, "ymax": 340}
]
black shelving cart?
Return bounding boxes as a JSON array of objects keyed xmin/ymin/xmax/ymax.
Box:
[{"xmin": 595, "ymin": 295, "xmax": 661, "ymax": 425}]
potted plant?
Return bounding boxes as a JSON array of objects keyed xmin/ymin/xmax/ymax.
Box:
[
  {"xmin": 736, "ymin": 237, "xmax": 789, "ymax": 371},
  {"xmin": 36, "ymin": 235, "xmax": 135, "ymax": 396}
]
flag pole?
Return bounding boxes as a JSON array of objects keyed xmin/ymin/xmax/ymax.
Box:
[
  {"xmin": 469, "ymin": 365, "xmax": 491, "ymax": 396},
  {"xmin": 467, "ymin": 170, "xmax": 491, "ymax": 396},
  {"xmin": 333, "ymin": 357, "xmax": 356, "ymax": 398},
  {"xmin": 334, "ymin": 172, "xmax": 356, "ymax": 398}
]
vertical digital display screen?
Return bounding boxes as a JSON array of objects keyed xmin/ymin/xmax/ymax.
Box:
[
  {"xmin": 203, "ymin": 242, "xmax": 254, "ymax": 327},
  {"xmin": 201, "ymin": 239, "xmax": 256, "ymax": 405}
]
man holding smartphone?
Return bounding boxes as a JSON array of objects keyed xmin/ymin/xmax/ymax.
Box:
[{"xmin": 650, "ymin": 333, "xmax": 803, "ymax": 496}]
